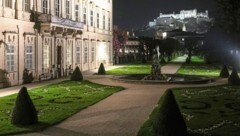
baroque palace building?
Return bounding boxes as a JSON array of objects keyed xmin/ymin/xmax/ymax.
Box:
[{"xmin": 0, "ymin": 0, "xmax": 113, "ymax": 87}]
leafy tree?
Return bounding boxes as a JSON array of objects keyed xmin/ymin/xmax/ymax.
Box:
[
  {"xmin": 153, "ymin": 90, "xmax": 187, "ymax": 136},
  {"xmin": 184, "ymin": 37, "xmax": 199, "ymax": 64},
  {"xmin": 12, "ymin": 87, "xmax": 38, "ymax": 125},
  {"xmin": 71, "ymin": 66, "xmax": 83, "ymax": 81},
  {"xmin": 113, "ymin": 26, "xmax": 128, "ymax": 64},
  {"xmin": 164, "ymin": 38, "xmax": 179, "ymax": 61},
  {"xmin": 98, "ymin": 63, "xmax": 106, "ymax": 75},
  {"xmin": 138, "ymin": 38, "xmax": 147, "ymax": 63}
]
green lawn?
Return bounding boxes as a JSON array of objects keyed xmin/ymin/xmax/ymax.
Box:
[
  {"xmin": 0, "ymin": 80, "xmax": 124, "ymax": 135},
  {"xmin": 191, "ymin": 56, "xmax": 205, "ymax": 63},
  {"xmin": 138, "ymin": 85, "xmax": 240, "ymax": 136},
  {"xmin": 106, "ymin": 64, "xmax": 151, "ymax": 75},
  {"xmin": 177, "ymin": 56, "xmax": 221, "ymax": 77},
  {"xmin": 177, "ymin": 64, "xmax": 221, "ymax": 77}
]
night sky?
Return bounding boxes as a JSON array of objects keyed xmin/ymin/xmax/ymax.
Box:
[{"xmin": 113, "ymin": 0, "xmax": 217, "ymax": 30}]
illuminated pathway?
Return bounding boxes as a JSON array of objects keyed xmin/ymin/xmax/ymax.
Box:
[{"xmin": 14, "ymin": 63, "xmax": 228, "ymax": 136}]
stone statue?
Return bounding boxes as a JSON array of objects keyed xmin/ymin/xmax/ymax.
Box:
[
  {"xmin": 143, "ymin": 46, "xmax": 163, "ymax": 80},
  {"xmin": 151, "ymin": 48, "xmax": 161, "ymax": 77}
]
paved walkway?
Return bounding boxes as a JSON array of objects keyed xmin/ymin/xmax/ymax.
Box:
[{"xmin": 3, "ymin": 62, "xmax": 227, "ymax": 136}]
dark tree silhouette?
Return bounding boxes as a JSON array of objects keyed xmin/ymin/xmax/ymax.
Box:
[
  {"xmin": 185, "ymin": 37, "xmax": 199, "ymax": 64},
  {"xmin": 164, "ymin": 38, "xmax": 179, "ymax": 61}
]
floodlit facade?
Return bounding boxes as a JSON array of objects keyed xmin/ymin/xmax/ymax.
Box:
[
  {"xmin": 124, "ymin": 31, "xmax": 139, "ymax": 55},
  {"xmin": 0, "ymin": 0, "xmax": 113, "ymax": 87}
]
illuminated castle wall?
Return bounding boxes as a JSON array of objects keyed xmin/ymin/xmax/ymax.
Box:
[{"xmin": 149, "ymin": 9, "xmax": 210, "ymax": 27}]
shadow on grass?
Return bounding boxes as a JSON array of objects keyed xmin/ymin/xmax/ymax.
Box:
[{"xmin": 7, "ymin": 122, "xmax": 50, "ymax": 135}]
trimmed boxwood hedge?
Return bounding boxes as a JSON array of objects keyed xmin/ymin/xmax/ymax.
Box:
[
  {"xmin": 219, "ymin": 64, "xmax": 229, "ymax": 78},
  {"xmin": 228, "ymin": 68, "xmax": 240, "ymax": 85},
  {"xmin": 98, "ymin": 63, "xmax": 106, "ymax": 75},
  {"xmin": 71, "ymin": 66, "xmax": 83, "ymax": 81}
]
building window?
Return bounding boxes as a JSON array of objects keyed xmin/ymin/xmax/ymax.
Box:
[
  {"xmin": 55, "ymin": 0, "xmax": 60, "ymax": 17},
  {"xmin": 84, "ymin": 46, "xmax": 88, "ymax": 63},
  {"xmin": 76, "ymin": 42, "xmax": 81, "ymax": 64},
  {"xmin": 83, "ymin": 7, "xmax": 87, "ymax": 24},
  {"xmin": 75, "ymin": 5, "xmax": 79, "ymax": 21},
  {"xmin": 66, "ymin": 0, "xmax": 70, "ymax": 19},
  {"xmin": 103, "ymin": 12, "xmax": 106, "ymax": 29},
  {"xmin": 5, "ymin": 0, "xmax": 12, "ymax": 8},
  {"xmin": 97, "ymin": 13, "xmax": 100, "ymax": 28},
  {"xmin": 108, "ymin": 17, "xmax": 111, "ymax": 31},
  {"xmin": 90, "ymin": 10, "xmax": 94, "ymax": 26},
  {"xmin": 66, "ymin": 41, "xmax": 72, "ymax": 66},
  {"xmin": 24, "ymin": 0, "xmax": 31, "ymax": 12},
  {"xmin": 91, "ymin": 46, "xmax": 95, "ymax": 62},
  {"xmin": 6, "ymin": 44, "xmax": 15, "ymax": 72},
  {"xmin": 42, "ymin": 0, "xmax": 48, "ymax": 14},
  {"xmin": 43, "ymin": 44, "xmax": 50, "ymax": 68},
  {"xmin": 25, "ymin": 45, "xmax": 34, "ymax": 70}
]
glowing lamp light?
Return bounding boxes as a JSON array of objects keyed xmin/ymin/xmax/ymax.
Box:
[
  {"xmin": 162, "ymin": 32, "xmax": 167, "ymax": 39},
  {"xmin": 97, "ymin": 42, "xmax": 108, "ymax": 62}
]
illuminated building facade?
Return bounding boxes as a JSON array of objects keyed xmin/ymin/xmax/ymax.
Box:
[{"xmin": 0, "ymin": 0, "xmax": 113, "ymax": 87}]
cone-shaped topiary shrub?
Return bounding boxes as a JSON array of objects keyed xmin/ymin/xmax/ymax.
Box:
[
  {"xmin": 186, "ymin": 57, "xmax": 191, "ymax": 64},
  {"xmin": 228, "ymin": 68, "xmax": 240, "ymax": 85},
  {"xmin": 22, "ymin": 69, "xmax": 34, "ymax": 84},
  {"xmin": 220, "ymin": 64, "xmax": 229, "ymax": 78},
  {"xmin": 12, "ymin": 87, "xmax": 38, "ymax": 125},
  {"xmin": 98, "ymin": 63, "xmax": 106, "ymax": 75},
  {"xmin": 153, "ymin": 89, "xmax": 187, "ymax": 136},
  {"xmin": 160, "ymin": 58, "xmax": 166, "ymax": 64},
  {"xmin": 71, "ymin": 66, "xmax": 83, "ymax": 81}
]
